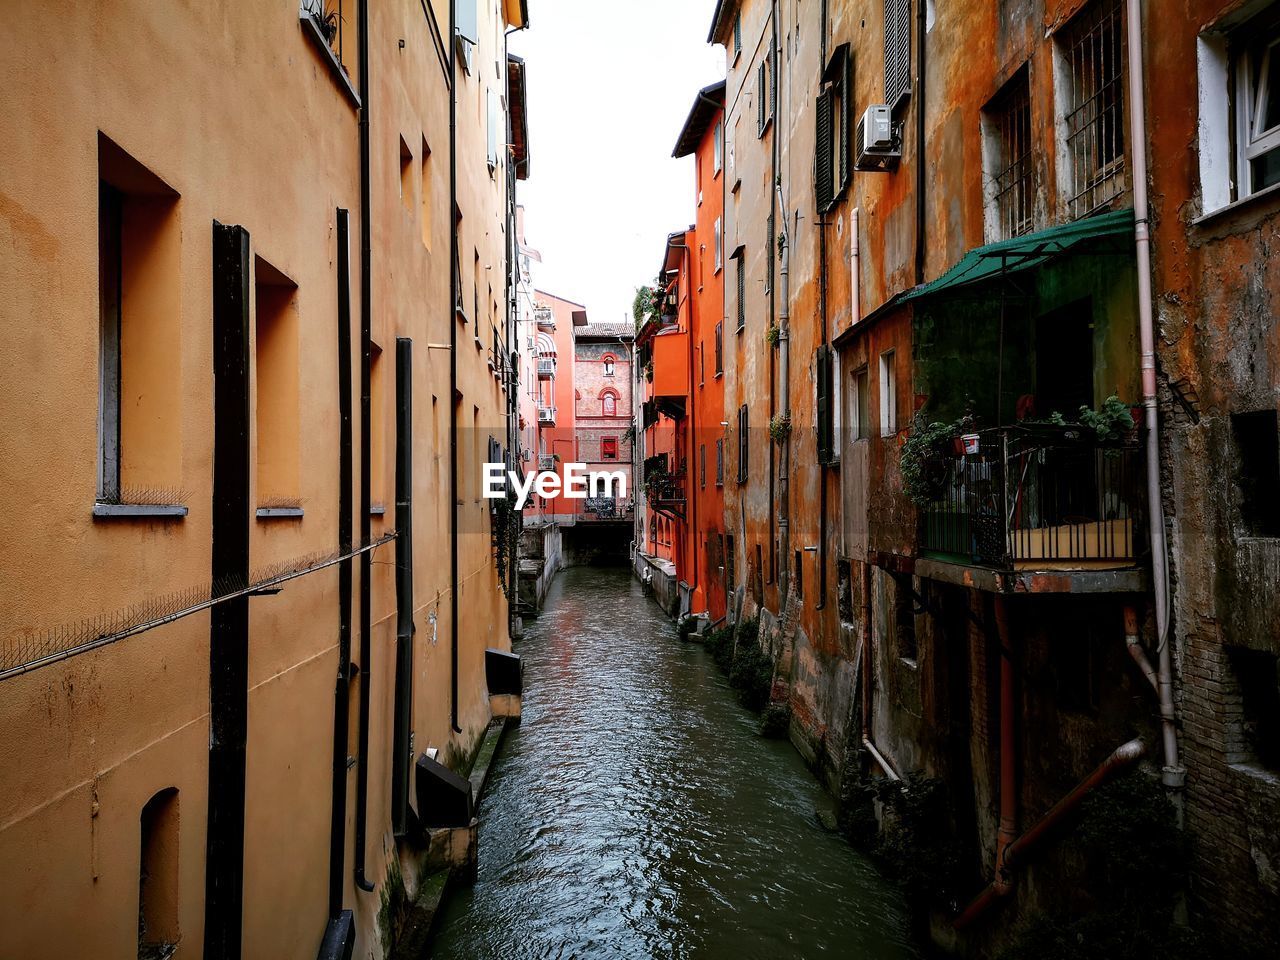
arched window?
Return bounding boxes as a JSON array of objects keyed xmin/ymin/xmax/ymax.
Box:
[
  {"xmin": 600, "ymin": 388, "xmax": 619, "ymax": 417},
  {"xmin": 602, "ymin": 354, "xmax": 616, "ymax": 377},
  {"xmin": 139, "ymin": 788, "xmax": 180, "ymax": 957}
]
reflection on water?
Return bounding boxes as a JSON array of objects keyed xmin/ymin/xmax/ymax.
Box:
[{"xmin": 431, "ymin": 567, "xmax": 918, "ymax": 959}]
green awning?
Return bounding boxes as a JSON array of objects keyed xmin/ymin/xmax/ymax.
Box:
[{"xmin": 902, "ymin": 208, "xmax": 1135, "ymax": 302}]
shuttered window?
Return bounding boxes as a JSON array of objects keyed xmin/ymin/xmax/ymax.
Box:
[
  {"xmin": 815, "ymin": 89, "xmax": 835, "ymax": 210},
  {"xmin": 714, "ymin": 322, "xmax": 723, "ymax": 374},
  {"xmin": 735, "ymin": 252, "xmax": 746, "ymax": 331},
  {"xmin": 816, "ymin": 345, "xmax": 834, "ymax": 463},
  {"xmin": 764, "ymin": 213, "xmax": 774, "ymax": 294},
  {"xmin": 757, "ymin": 55, "xmax": 773, "ymax": 136},
  {"xmin": 737, "ymin": 404, "xmax": 749, "ymax": 482},
  {"xmin": 733, "ymin": 15, "xmax": 742, "ymax": 60},
  {"xmin": 839, "ymin": 52, "xmax": 852, "ymax": 191},
  {"xmin": 884, "ymin": 0, "xmax": 912, "ymax": 110}
]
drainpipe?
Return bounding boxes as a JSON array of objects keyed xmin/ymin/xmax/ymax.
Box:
[
  {"xmin": 448, "ymin": 0, "xmax": 462, "ymax": 735},
  {"xmin": 1124, "ymin": 603, "xmax": 1159, "ymax": 695},
  {"xmin": 954, "ymin": 737, "xmax": 1146, "ymax": 929},
  {"xmin": 327, "ymin": 208, "xmax": 355, "ymax": 921},
  {"xmin": 768, "ymin": 1, "xmax": 780, "ymax": 603},
  {"xmin": 860, "ymin": 561, "xmax": 872, "ymax": 745},
  {"xmin": 850, "ymin": 208, "xmax": 860, "ymax": 328},
  {"xmin": 1125, "ymin": 0, "xmax": 1182, "ymax": 793},
  {"xmin": 353, "ymin": 0, "xmax": 375, "ymax": 895},
  {"xmin": 776, "ymin": 182, "xmax": 790, "ymax": 604},
  {"xmin": 914, "ymin": 0, "xmax": 927, "ymax": 286},
  {"xmin": 391, "ymin": 337, "xmax": 414, "ymax": 837}
]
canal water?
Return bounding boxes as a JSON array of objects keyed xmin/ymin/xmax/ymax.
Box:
[{"xmin": 431, "ymin": 567, "xmax": 918, "ymax": 959}]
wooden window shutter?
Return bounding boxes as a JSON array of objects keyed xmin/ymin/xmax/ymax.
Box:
[
  {"xmin": 757, "ymin": 60, "xmax": 768, "ymax": 136},
  {"xmin": 738, "ymin": 404, "xmax": 749, "ymax": 482},
  {"xmin": 839, "ymin": 53, "xmax": 853, "ymax": 192},
  {"xmin": 815, "ymin": 89, "xmax": 834, "ymax": 211},
  {"xmin": 816, "ymin": 345, "xmax": 833, "ymax": 462},
  {"xmin": 736, "ymin": 255, "xmax": 746, "ymax": 329},
  {"xmin": 769, "ymin": 51, "xmax": 777, "ymax": 117},
  {"xmin": 884, "ymin": 0, "xmax": 912, "ymax": 110}
]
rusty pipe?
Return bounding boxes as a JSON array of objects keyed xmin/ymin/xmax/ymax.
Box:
[
  {"xmin": 954, "ymin": 737, "xmax": 1147, "ymax": 930},
  {"xmin": 1124, "ymin": 604, "xmax": 1159, "ymax": 696},
  {"xmin": 994, "ymin": 596, "xmax": 1016, "ymax": 891}
]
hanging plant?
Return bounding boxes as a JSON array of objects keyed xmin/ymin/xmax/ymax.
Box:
[
  {"xmin": 900, "ymin": 411, "xmax": 977, "ymax": 505},
  {"xmin": 766, "ymin": 324, "xmax": 780, "ymax": 347},
  {"xmin": 644, "ymin": 358, "xmax": 654, "ymax": 382},
  {"xmin": 490, "ymin": 488, "xmax": 521, "ymax": 600},
  {"xmin": 769, "ymin": 413, "xmax": 792, "ymax": 444}
]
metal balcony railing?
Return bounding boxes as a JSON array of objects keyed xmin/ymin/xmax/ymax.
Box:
[
  {"xmin": 537, "ymin": 357, "xmax": 556, "ymax": 379},
  {"xmin": 918, "ymin": 426, "xmax": 1143, "ymax": 571}
]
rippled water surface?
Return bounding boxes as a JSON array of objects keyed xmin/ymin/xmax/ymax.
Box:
[{"xmin": 431, "ymin": 567, "xmax": 918, "ymax": 959}]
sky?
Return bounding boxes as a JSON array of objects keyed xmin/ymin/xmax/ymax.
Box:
[{"xmin": 509, "ymin": 0, "xmax": 725, "ymax": 326}]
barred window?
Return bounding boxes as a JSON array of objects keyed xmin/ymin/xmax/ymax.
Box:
[
  {"xmin": 884, "ymin": 0, "xmax": 913, "ymax": 110},
  {"xmin": 1058, "ymin": 0, "xmax": 1127, "ymax": 219},
  {"xmin": 982, "ymin": 67, "xmax": 1034, "ymax": 240}
]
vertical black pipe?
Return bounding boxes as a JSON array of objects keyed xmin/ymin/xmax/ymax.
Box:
[
  {"xmin": 915, "ymin": 0, "xmax": 927, "ymax": 286},
  {"xmin": 392, "ymin": 337, "xmax": 414, "ymax": 836},
  {"xmin": 449, "ymin": 0, "xmax": 462, "ymax": 734},
  {"xmin": 328, "ymin": 208, "xmax": 355, "ymax": 919},
  {"xmin": 817, "ymin": 0, "xmax": 830, "ymax": 610},
  {"xmin": 354, "ymin": 0, "xmax": 375, "ymax": 894},
  {"xmin": 205, "ymin": 221, "xmax": 251, "ymax": 960}
]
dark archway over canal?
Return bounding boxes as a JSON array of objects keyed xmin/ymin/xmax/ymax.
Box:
[{"xmin": 432, "ymin": 567, "xmax": 918, "ymax": 958}]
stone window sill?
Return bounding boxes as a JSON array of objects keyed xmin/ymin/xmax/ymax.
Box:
[
  {"xmin": 93, "ymin": 502, "xmax": 188, "ymax": 520},
  {"xmin": 299, "ymin": 13, "xmax": 361, "ymax": 109},
  {"xmin": 1192, "ymin": 181, "xmax": 1280, "ymax": 228},
  {"xmin": 256, "ymin": 507, "xmax": 304, "ymax": 520}
]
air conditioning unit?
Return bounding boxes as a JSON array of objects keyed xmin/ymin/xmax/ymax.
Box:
[{"xmin": 855, "ymin": 105, "xmax": 900, "ymax": 171}]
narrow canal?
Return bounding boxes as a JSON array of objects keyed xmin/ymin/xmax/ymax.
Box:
[{"xmin": 431, "ymin": 567, "xmax": 918, "ymax": 958}]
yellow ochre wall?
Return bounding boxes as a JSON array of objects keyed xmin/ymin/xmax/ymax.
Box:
[{"xmin": 0, "ymin": 0, "xmax": 522, "ymax": 957}]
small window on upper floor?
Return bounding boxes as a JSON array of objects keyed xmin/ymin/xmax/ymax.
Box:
[
  {"xmin": 602, "ymin": 393, "xmax": 617, "ymax": 417},
  {"xmin": 851, "ymin": 367, "xmax": 871, "ymax": 441},
  {"xmin": 733, "ymin": 14, "xmax": 742, "ymax": 62},
  {"xmin": 757, "ymin": 53, "xmax": 775, "ymax": 137},
  {"xmin": 714, "ymin": 217, "xmax": 723, "ymax": 272},
  {"xmin": 602, "ymin": 437, "xmax": 619, "ymax": 461},
  {"xmin": 1055, "ymin": 0, "xmax": 1128, "ymax": 220},
  {"xmin": 603, "ymin": 355, "xmax": 616, "ymax": 377},
  {"xmin": 1199, "ymin": 5, "xmax": 1280, "ymax": 213},
  {"xmin": 879, "ymin": 351, "xmax": 898, "ymax": 437},
  {"xmin": 816, "ymin": 44, "xmax": 851, "ymax": 212},
  {"xmin": 713, "ymin": 120, "xmax": 723, "ymax": 174},
  {"xmin": 981, "ymin": 66, "xmax": 1034, "ymax": 241},
  {"xmin": 884, "ymin": 0, "xmax": 913, "ymax": 111}
]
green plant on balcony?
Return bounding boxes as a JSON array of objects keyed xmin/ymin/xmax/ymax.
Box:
[
  {"xmin": 901, "ymin": 411, "xmax": 976, "ymax": 505},
  {"xmin": 644, "ymin": 358, "xmax": 654, "ymax": 382},
  {"xmin": 1043, "ymin": 394, "xmax": 1136, "ymax": 445},
  {"xmin": 643, "ymin": 461, "xmax": 671, "ymax": 499},
  {"xmin": 769, "ymin": 413, "xmax": 791, "ymax": 444},
  {"xmin": 766, "ymin": 323, "xmax": 780, "ymax": 347}
]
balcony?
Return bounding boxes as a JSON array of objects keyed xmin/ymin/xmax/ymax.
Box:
[
  {"xmin": 538, "ymin": 454, "xmax": 555, "ymax": 471},
  {"xmin": 537, "ymin": 404, "xmax": 556, "ymax": 425},
  {"xmin": 918, "ymin": 426, "xmax": 1144, "ymax": 578},
  {"xmin": 644, "ymin": 458, "xmax": 686, "ymax": 519},
  {"xmin": 537, "ymin": 357, "xmax": 556, "ymax": 379},
  {"xmin": 535, "ymin": 307, "xmax": 555, "ymax": 331}
]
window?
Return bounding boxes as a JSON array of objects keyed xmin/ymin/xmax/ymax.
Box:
[
  {"xmin": 734, "ymin": 251, "xmax": 746, "ymax": 331},
  {"xmin": 737, "ymin": 403, "xmax": 750, "ymax": 482},
  {"xmin": 764, "ymin": 214, "xmax": 774, "ymax": 294},
  {"xmin": 700, "ymin": 443, "xmax": 707, "ymax": 488},
  {"xmin": 699, "ymin": 342, "xmax": 705, "ymax": 385},
  {"xmin": 716, "ymin": 438, "xmax": 724, "ymax": 485},
  {"xmin": 892, "ymin": 575, "xmax": 917, "ymax": 663},
  {"xmin": 1058, "ymin": 0, "xmax": 1127, "ymax": 219},
  {"xmin": 138, "ymin": 788, "xmax": 180, "ymax": 959},
  {"xmin": 399, "ymin": 136, "xmax": 414, "ymax": 214},
  {"xmin": 603, "ymin": 355, "xmax": 616, "ymax": 376},
  {"xmin": 713, "ymin": 119, "xmax": 723, "ymax": 173},
  {"xmin": 96, "ymin": 135, "xmax": 182, "ymax": 508},
  {"xmin": 727, "ymin": 534, "xmax": 736, "ymax": 592},
  {"xmin": 602, "ymin": 392, "xmax": 617, "ymax": 416},
  {"xmin": 879, "ymin": 351, "xmax": 897, "ymax": 436},
  {"xmin": 733, "ymin": 14, "xmax": 742, "ymax": 60},
  {"xmin": 486, "ymin": 87, "xmax": 500, "ymax": 170},
  {"xmin": 714, "ymin": 322, "xmax": 724, "ymax": 374},
  {"xmin": 884, "ymin": 0, "xmax": 913, "ymax": 110},
  {"xmin": 420, "ymin": 137, "xmax": 433, "ymax": 249},
  {"xmin": 816, "ymin": 45, "xmax": 852, "ymax": 211},
  {"xmin": 1232, "ymin": 409, "xmax": 1280, "ymax": 537},
  {"xmin": 754, "ymin": 543, "xmax": 764, "ymax": 601},
  {"xmin": 982, "ymin": 67, "xmax": 1034, "ymax": 240},
  {"xmin": 757, "ymin": 55, "xmax": 774, "ymax": 136},
  {"xmin": 794, "ymin": 550, "xmax": 804, "ymax": 600},
  {"xmin": 851, "ymin": 367, "xmax": 871, "ymax": 440},
  {"xmin": 602, "ymin": 437, "xmax": 619, "ymax": 460},
  {"xmin": 1228, "ymin": 646, "xmax": 1280, "ymax": 771},
  {"xmin": 1235, "ymin": 11, "xmax": 1280, "ymax": 197},
  {"xmin": 816, "ymin": 345, "xmax": 834, "ymax": 463},
  {"xmin": 254, "ymin": 257, "xmax": 301, "ymax": 513},
  {"xmin": 714, "ymin": 217, "xmax": 723, "ymax": 271}
]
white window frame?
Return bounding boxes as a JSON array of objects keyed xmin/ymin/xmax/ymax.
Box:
[
  {"xmin": 713, "ymin": 217, "xmax": 723, "ymax": 272},
  {"xmin": 879, "ymin": 351, "xmax": 897, "ymax": 437},
  {"xmin": 713, "ymin": 120, "xmax": 723, "ymax": 174},
  {"xmin": 1236, "ymin": 30, "xmax": 1280, "ymax": 198},
  {"xmin": 851, "ymin": 367, "xmax": 870, "ymax": 442}
]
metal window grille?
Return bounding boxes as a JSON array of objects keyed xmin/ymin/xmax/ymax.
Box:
[
  {"xmin": 738, "ymin": 403, "xmax": 749, "ymax": 482},
  {"xmin": 884, "ymin": 0, "xmax": 912, "ymax": 110},
  {"xmin": 1062, "ymin": 0, "xmax": 1127, "ymax": 219},
  {"xmin": 990, "ymin": 71, "xmax": 1034, "ymax": 239}
]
